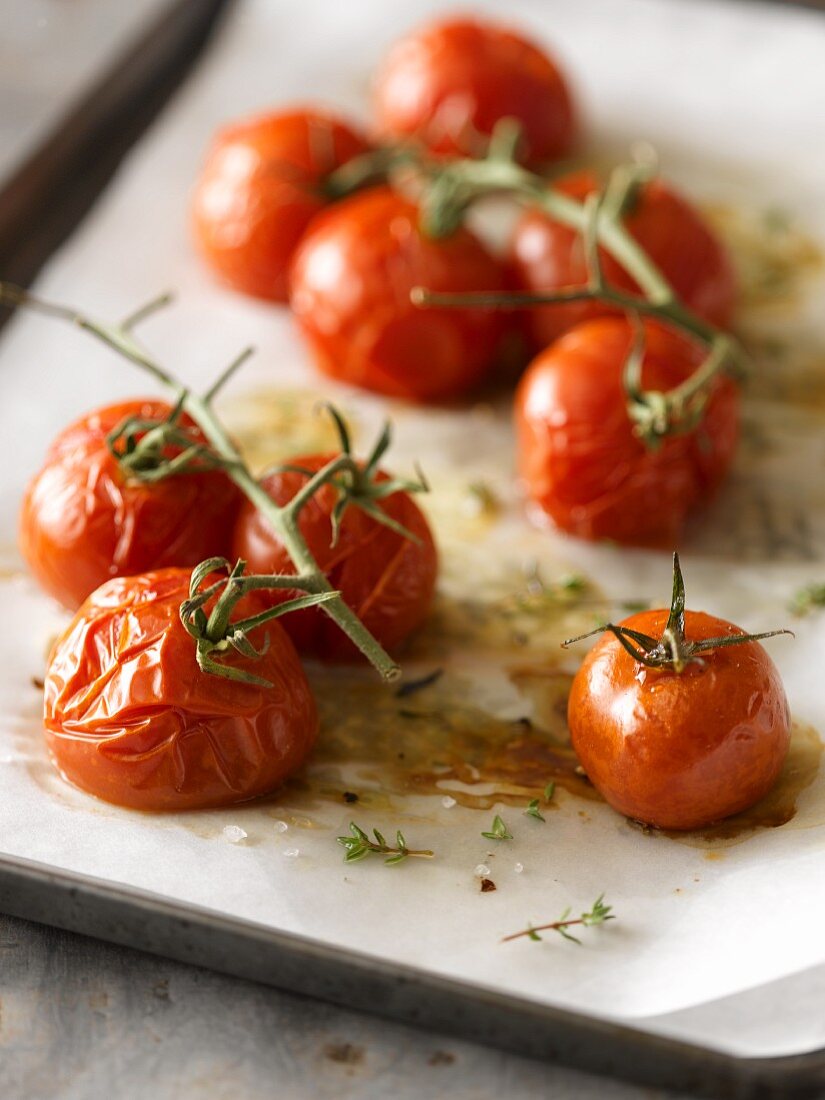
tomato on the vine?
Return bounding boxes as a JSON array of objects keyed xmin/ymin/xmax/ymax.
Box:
[
  {"xmin": 20, "ymin": 399, "xmax": 240, "ymax": 610},
  {"xmin": 509, "ymin": 171, "xmax": 737, "ymax": 350},
  {"xmin": 44, "ymin": 568, "xmax": 318, "ymax": 811},
  {"xmin": 514, "ymin": 318, "xmax": 739, "ymax": 546},
  {"xmin": 232, "ymin": 453, "xmax": 437, "ymax": 661},
  {"xmin": 568, "ymin": 576, "xmax": 791, "ymax": 830},
  {"xmin": 191, "ymin": 107, "xmax": 371, "ymax": 301},
  {"xmin": 289, "ymin": 186, "xmax": 508, "ymax": 402},
  {"xmin": 373, "ymin": 16, "xmax": 576, "ymax": 168}
]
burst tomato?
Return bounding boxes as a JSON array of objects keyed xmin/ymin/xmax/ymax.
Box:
[
  {"xmin": 232, "ymin": 454, "xmax": 437, "ymax": 661},
  {"xmin": 514, "ymin": 318, "xmax": 739, "ymax": 546},
  {"xmin": 509, "ymin": 171, "xmax": 737, "ymax": 350},
  {"xmin": 191, "ymin": 107, "xmax": 371, "ymax": 301},
  {"xmin": 43, "ymin": 568, "xmax": 318, "ymax": 811},
  {"xmin": 373, "ymin": 16, "xmax": 576, "ymax": 167},
  {"xmin": 288, "ymin": 186, "xmax": 507, "ymax": 402},
  {"xmin": 20, "ymin": 399, "xmax": 240, "ymax": 610},
  {"xmin": 568, "ymin": 608, "xmax": 791, "ymax": 830}
]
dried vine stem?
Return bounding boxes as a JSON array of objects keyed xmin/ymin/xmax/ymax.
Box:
[{"xmin": 0, "ymin": 281, "xmax": 402, "ymax": 682}]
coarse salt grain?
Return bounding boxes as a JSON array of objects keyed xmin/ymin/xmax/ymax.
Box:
[
  {"xmin": 283, "ymin": 848, "xmax": 300, "ymax": 859},
  {"xmin": 474, "ymin": 864, "xmax": 491, "ymax": 878},
  {"xmin": 273, "ymin": 820, "xmax": 289, "ymax": 833},
  {"xmin": 441, "ymin": 795, "xmax": 457, "ymax": 809},
  {"xmin": 223, "ymin": 825, "xmax": 248, "ymax": 844},
  {"xmin": 513, "ymin": 862, "xmax": 524, "ymax": 874}
]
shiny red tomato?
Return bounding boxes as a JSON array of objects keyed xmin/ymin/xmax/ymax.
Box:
[
  {"xmin": 232, "ymin": 453, "xmax": 438, "ymax": 661},
  {"xmin": 509, "ymin": 171, "xmax": 737, "ymax": 350},
  {"xmin": 20, "ymin": 399, "xmax": 240, "ymax": 610},
  {"xmin": 43, "ymin": 568, "xmax": 318, "ymax": 811},
  {"xmin": 514, "ymin": 318, "xmax": 739, "ymax": 545},
  {"xmin": 568, "ymin": 609, "xmax": 791, "ymax": 830},
  {"xmin": 191, "ymin": 107, "xmax": 371, "ymax": 301},
  {"xmin": 373, "ymin": 16, "xmax": 576, "ymax": 167},
  {"xmin": 289, "ymin": 186, "xmax": 508, "ymax": 402}
]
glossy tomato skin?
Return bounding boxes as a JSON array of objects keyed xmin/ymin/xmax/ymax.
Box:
[
  {"xmin": 509, "ymin": 171, "xmax": 737, "ymax": 350},
  {"xmin": 44, "ymin": 568, "xmax": 318, "ymax": 811},
  {"xmin": 19, "ymin": 399, "xmax": 241, "ymax": 611},
  {"xmin": 191, "ymin": 107, "xmax": 371, "ymax": 301},
  {"xmin": 373, "ymin": 17, "xmax": 576, "ymax": 167},
  {"xmin": 514, "ymin": 319, "xmax": 739, "ymax": 546},
  {"xmin": 232, "ymin": 454, "xmax": 438, "ymax": 661},
  {"xmin": 568, "ymin": 610, "xmax": 791, "ymax": 830},
  {"xmin": 289, "ymin": 186, "xmax": 508, "ymax": 402}
]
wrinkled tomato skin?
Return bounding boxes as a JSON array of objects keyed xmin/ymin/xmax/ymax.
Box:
[
  {"xmin": 568, "ymin": 610, "xmax": 791, "ymax": 830},
  {"xmin": 19, "ymin": 400, "xmax": 241, "ymax": 611},
  {"xmin": 231, "ymin": 454, "xmax": 438, "ymax": 661},
  {"xmin": 373, "ymin": 17, "xmax": 576, "ymax": 168},
  {"xmin": 509, "ymin": 172, "xmax": 737, "ymax": 351},
  {"xmin": 288, "ymin": 186, "xmax": 508, "ymax": 403},
  {"xmin": 514, "ymin": 319, "xmax": 739, "ymax": 546},
  {"xmin": 43, "ymin": 568, "xmax": 318, "ymax": 811},
  {"xmin": 191, "ymin": 107, "xmax": 371, "ymax": 302}
]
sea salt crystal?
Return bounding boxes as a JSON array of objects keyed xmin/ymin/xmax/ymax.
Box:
[
  {"xmin": 513, "ymin": 862, "xmax": 524, "ymax": 874},
  {"xmin": 441, "ymin": 796, "xmax": 457, "ymax": 809},
  {"xmin": 273, "ymin": 820, "xmax": 289, "ymax": 833},
  {"xmin": 283, "ymin": 848, "xmax": 300, "ymax": 859},
  {"xmin": 223, "ymin": 825, "xmax": 248, "ymax": 844},
  {"xmin": 474, "ymin": 864, "xmax": 491, "ymax": 878}
]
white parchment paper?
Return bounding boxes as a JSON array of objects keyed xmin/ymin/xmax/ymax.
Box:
[{"xmin": 2, "ymin": 0, "xmax": 825, "ymax": 1058}]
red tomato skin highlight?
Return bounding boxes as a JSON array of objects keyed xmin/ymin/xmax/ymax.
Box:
[
  {"xmin": 231, "ymin": 454, "xmax": 438, "ymax": 661},
  {"xmin": 373, "ymin": 17, "xmax": 576, "ymax": 167},
  {"xmin": 19, "ymin": 400, "xmax": 241, "ymax": 611},
  {"xmin": 288, "ymin": 186, "xmax": 508, "ymax": 403},
  {"xmin": 191, "ymin": 107, "xmax": 371, "ymax": 302},
  {"xmin": 514, "ymin": 318, "xmax": 740, "ymax": 546},
  {"xmin": 567, "ymin": 610, "xmax": 791, "ymax": 830},
  {"xmin": 44, "ymin": 568, "xmax": 318, "ymax": 811},
  {"xmin": 509, "ymin": 171, "xmax": 737, "ymax": 351}
]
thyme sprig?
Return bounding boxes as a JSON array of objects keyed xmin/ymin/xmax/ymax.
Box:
[
  {"xmin": 0, "ymin": 282, "xmax": 420, "ymax": 684},
  {"xmin": 481, "ymin": 814, "xmax": 512, "ymax": 841},
  {"xmin": 564, "ymin": 553, "xmax": 792, "ymax": 673},
  {"xmin": 337, "ymin": 821, "xmax": 434, "ymax": 865},
  {"xmin": 789, "ymin": 584, "xmax": 825, "ymax": 617},
  {"xmin": 502, "ymin": 895, "xmax": 615, "ymax": 945},
  {"xmin": 524, "ymin": 799, "xmax": 545, "ymax": 823}
]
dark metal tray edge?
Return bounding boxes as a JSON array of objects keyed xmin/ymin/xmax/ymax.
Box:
[{"xmin": 0, "ymin": 851, "xmax": 821, "ymax": 1100}]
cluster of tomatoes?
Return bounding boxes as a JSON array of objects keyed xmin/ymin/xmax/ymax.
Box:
[
  {"xmin": 18, "ymin": 14, "xmax": 792, "ymax": 833},
  {"xmin": 192, "ymin": 15, "xmax": 739, "ymax": 547},
  {"xmin": 23, "ymin": 399, "xmax": 437, "ymax": 811}
]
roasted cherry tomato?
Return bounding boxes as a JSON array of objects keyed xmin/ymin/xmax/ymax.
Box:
[
  {"xmin": 373, "ymin": 16, "xmax": 576, "ymax": 167},
  {"xmin": 191, "ymin": 107, "xmax": 371, "ymax": 301},
  {"xmin": 514, "ymin": 318, "xmax": 739, "ymax": 546},
  {"xmin": 20, "ymin": 399, "xmax": 240, "ymax": 610},
  {"xmin": 44, "ymin": 568, "xmax": 318, "ymax": 811},
  {"xmin": 509, "ymin": 171, "xmax": 737, "ymax": 350},
  {"xmin": 232, "ymin": 453, "xmax": 438, "ymax": 661},
  {"xmin": 568, "ymin": 607, "xmax": 791, "ymax": 831},
  {"xmin": 289, "ymin": 186, "xmax": 507, "ymax": 402}
]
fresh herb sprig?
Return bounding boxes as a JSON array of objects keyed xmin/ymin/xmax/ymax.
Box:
[
  {"xmin": 790, "ymin": 584, "xmax": 825, "ymax": 617},
  {"xmin": 337, "ymin": 822, "xmax": 434, "ymax": 866},
  {"xmin": 481, "ymin": 815, "xmax": 512, "ymax": 841},
  {"xmin": 524, "ymin": 799, "xmax": 545, "ymax": 822},
  {"xmin": 502, "ymin": 895, "xmax": 615, "ymax": 945}
]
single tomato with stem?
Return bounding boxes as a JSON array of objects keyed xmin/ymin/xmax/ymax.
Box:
[{"xmin": 566, "ymin": 554, "xmax": 792, "ymax": 831}]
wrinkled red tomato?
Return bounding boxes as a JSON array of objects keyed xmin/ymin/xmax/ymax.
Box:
[
  {"xmin": 514, "ymin": 318, "xmax": 739, "ymax": 545},
  {"xmin": 289, "ymin": 186, "xmax": 508, "ymax": 402},
  {"xmin": 191, "ymin": 107, "xmax": 371, "ymax": 301},
  {"xmin": 20, "ymin": 399, "xmax": 240, "ymax": 610},
  {"xmin": 509, "ymin": 171, "xmax": 737, "ymax": 350},
  {"xmin": 232, "ymin": 454, "xmax": 438, "ymax": 660},
  {"xmin": 373, "ymin": 16, "xmax": 576, "ymax": 167},
  {"xmin": 44, "ymin": 568, "xmax": 318, "ymax": 811},
  {"xmin": 568, "ymin": 609, "xmax": 791, "ymax": 830}
]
